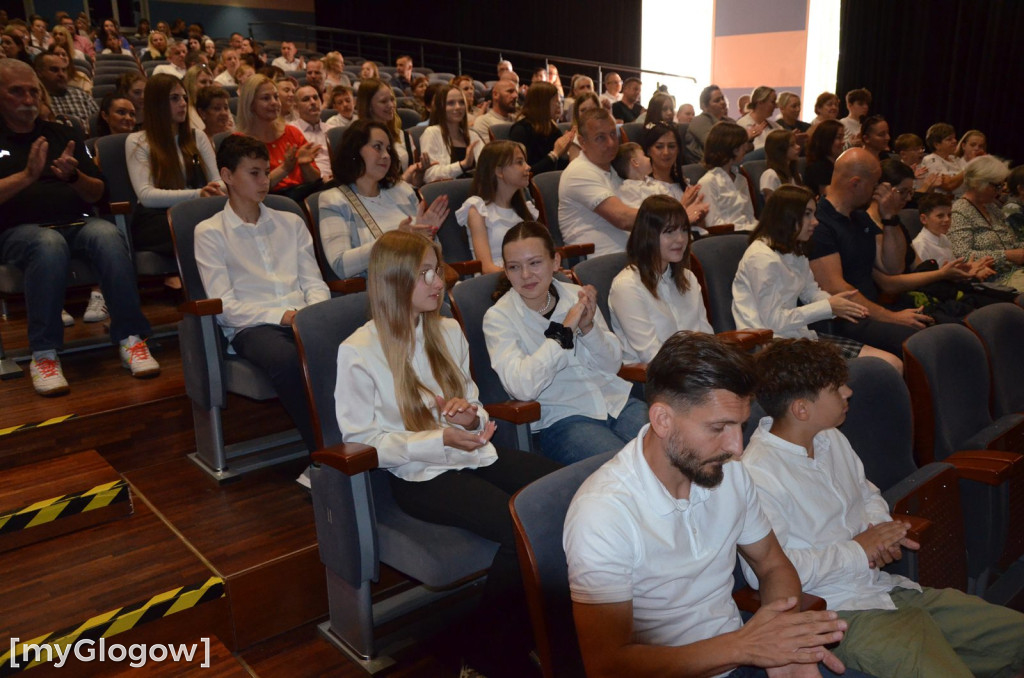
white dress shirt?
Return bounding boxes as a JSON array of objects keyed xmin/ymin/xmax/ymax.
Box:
[
  {"xmin": 911, "ymin": 228, "xmax": 954, "ymax": 265},
  {"xmin": 741, "ymin": 418, "xmax": 919, "ymax": 611},
  {"xmin": 736, "ymin": 113, "xmax": 781, "ymax": 150},
  {"xmin": 731, "ymin": 238, "xmax": 834, "ymax": 339},
  {"xmin": 419, "ymin": 125, "xmax": 485, "ymax": 183},
  {"xmin": 153, "ymin": 63, "xmax": 187, "ymax": 79},
  {"xmin": 335, "ymin": 318, "xmax": 497, "ymax": 481},
  {"xmin": 454, "ymin": 196, "xmax": 538, "ymax": 266},
  {"xmin": 617, "ymin": 176, "xmax": 671, "ymax": 208},
  {"xmin": 565, "ymin": 427, "xmax": 771, "ymax": 678},
  {"xmin": 125, "ymin": 131, "xmax": 220, "ymax": 207},
  {"xmin": 288, "ymin": 118, "xmax": 332, "ymax": 181},
  {"xmin": 194, "ymin": 201, "xmax": 329, "ymax": 343},
  {"xmin": 697, "ymin": 166, "xmax": 757, "ymax": 231},
  {"xmin": 214, "ymin": 71, "xmax": 237, "ymax": 87},
  {"xmin": 482, "ymin": 278, "xmax": 631, "ymax": 431},
  {"xmin": 609, "ymin": 265, "xmax": 712, "ymax": 363},
  {"xmin": 558, "ymin": 151, "xmax": 629, "ymax": 255},
  {"xmin": 921, "ymin": 153, "xmax": 967, "ymax": 196},
  {"xmin": 317, "ymin": 182, "xmax": 419, "ymax": 278}
]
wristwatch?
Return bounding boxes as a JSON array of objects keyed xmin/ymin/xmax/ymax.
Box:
[{"xmin": 544, "ymin": 322, "xmax": 575, "ymax": 350}]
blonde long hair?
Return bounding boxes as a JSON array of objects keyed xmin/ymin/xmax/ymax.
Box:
[{"xmin": 368, "ymin": 231, "xmax": 465, "ymax": 431}]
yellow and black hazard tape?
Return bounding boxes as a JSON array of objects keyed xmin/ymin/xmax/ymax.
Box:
[
  {"xmin": 0, "ymin": 480, "xmax": 130, "ymax": 536},
  {"xmin": 0, "ymin": 576, "xmax": 225, "ymax": 675},
  {"xmin": 0, "ymin": 415, "xmax": 76, "ymax": 438}
]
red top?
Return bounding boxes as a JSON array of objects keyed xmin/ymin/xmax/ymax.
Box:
[{"xmin": 246, "ymin": 125, "xmax": 309, "ymax": 190}]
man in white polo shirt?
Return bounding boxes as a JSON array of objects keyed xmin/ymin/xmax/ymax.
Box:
[
  {"xmin": 558, "ymin": 108, "xmax": 637, "ymax": 255},
  {"xmin": 564, "ymin": 332, "xmax": 859, "ymax": 678}
]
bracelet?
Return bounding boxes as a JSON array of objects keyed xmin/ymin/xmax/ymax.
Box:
[
  {"xmin": 544, "ymin": 321, "xmax": 574, "ymax": 350},
  {"xmin": 881, "ymin": 216, "xmax": 901, "ymax": 226}
]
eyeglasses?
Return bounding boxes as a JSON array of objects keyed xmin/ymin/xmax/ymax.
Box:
[
  {"xmin": 893, "ymin": 187, "xmax": 913, "ymax": 198},
  {"xmin": 419, "ymin": 264, "xmax": 445, "ymax": 285}
]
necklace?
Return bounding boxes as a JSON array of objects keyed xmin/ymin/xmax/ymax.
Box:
[{"xmin": 538, "ymin": 289, "xmax": 554, "ymax": 315}]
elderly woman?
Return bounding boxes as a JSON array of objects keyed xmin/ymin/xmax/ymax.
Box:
[
  {"xmin": 807, "ymin": 91, "xmax": 840, "ymax": 137},
  {"xmin": 949, "ymin": 155, "xmax": 1024, "ymax": 291}
]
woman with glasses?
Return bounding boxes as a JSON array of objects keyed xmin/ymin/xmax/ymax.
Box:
[{"xmin": 336, "ymin": 229, "xmax": 559, "ymax": 677}]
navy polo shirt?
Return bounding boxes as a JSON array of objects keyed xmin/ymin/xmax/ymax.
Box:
[{"xmin": 809, "ymin": 197, "xmax": 882, "ymax": 301}]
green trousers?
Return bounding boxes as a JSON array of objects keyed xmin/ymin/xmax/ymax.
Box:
[{"xmin": 835, "ymin": 587, "xmax": 1024, "ymax": 678}]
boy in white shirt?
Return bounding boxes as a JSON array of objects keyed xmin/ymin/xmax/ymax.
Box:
[
  {"xmin": 912, "ymin": 193, "xmax": 995, "ymax": 278},
  {"xmin": 270, "ymin": 41, "xmax": 304, "ymax": 72},
  {"xmin": 194, "ymin": 134, "xmax": 329, "ymax": 452},
  {"xmin": 744, "ymin": 338, "xmax": 1024, "ymax": 678},
  {"xmin": 611, "ymin": 142, "xmax": 668, "ymax": 207}
]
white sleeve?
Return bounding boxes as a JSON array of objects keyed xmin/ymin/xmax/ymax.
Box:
[
  {"xmin": 698, "ymin": 174, "xmax": 724, "ymax": 226},
  {"xmin": 732, "ymin": 249, "xmax": 832, "ymax": 334},
  {"xmin": 760, "ymin": 169, "xmax": 781, "ymax": 194},
  {"xmin": 609, "ymin": 275, "xmax": 663, "ymax": 363},
  {"xmin": 194, "ymin": 222, "xmax": 289, "ymax": 328},
  {"xmin": 318, "ymin": 187, "xmax": 373, "ymax": 278},
  {"xmin": 483, "ymin": 303, "xmax": 570, "ymax": 401},
  {"xmin": 421, "ymin": 126, "xmax": 461, "ymax": 183},
  {"xmin": 126, "ymin": 133, "xmax": 203, "ymax": 208},
  {"xmin": 196, "ymin": 132, "xmax": 221, "ymax": 187},
  {"xmin": 564, "ymin": 493, "xmax": 640, "ymax": 605},
  {"xmin": 575, "ymin": 308, "xmax": 624, "ymax": 373}
]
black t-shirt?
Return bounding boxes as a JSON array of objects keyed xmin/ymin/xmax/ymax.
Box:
[
  {"xmin": 803, "ymin": 159, "xmax": 834, "ymax": 197},
  {"xmin": 0, "ymin": 119, "xmax": 102, "ymax": 229},
  {"xmin": 810, "ymin": 198, "xmax": 882, "ymax": 301},
  {"xmin": 612, "ymin": 100, "xmax": 644, "ymax": 123}
]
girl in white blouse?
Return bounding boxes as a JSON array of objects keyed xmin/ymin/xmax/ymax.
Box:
[
  {"xmin": 455, "ymin": 140, "xmax": 538, "ymax": 273},
  {"xmin": 732, "ymin": 185, "xmax": 902, "ymax": 371},
  {"xmin": 126, "ymin": 73, "xmax": 223, "ymax": 255},
  {"xmin": 483, "ymin": 222, "xmax": 647, "ymax": 465},
  {"xmin": 697, "ymin": 121, "xmax": 757, "ymax": 231},
  {"xmin": 318, "ymin": 119, "xmax": 446, "ymax": 278},
  {"xmin": 760, "ymin": 129, "xmax": 802, "ymax": 201},
  {"xmin": 420, "ymin": 84, "xmax": 485, "ymax": 184},
  {"xmin": 608, "ymin": 195, "xmax": 713, "ymax": 363},
  {"xmin": 335, "ymin": 230, "xmax": 558, "ymax": 675}
]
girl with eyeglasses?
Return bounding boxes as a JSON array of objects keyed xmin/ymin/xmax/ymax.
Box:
[{"xmin": 336, "ymin": 229, "xmax": 559, "ymax": 677}]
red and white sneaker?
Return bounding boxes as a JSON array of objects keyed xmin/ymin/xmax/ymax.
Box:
[
  {"xmin": 30, "ymin": 351, "xmax": 70, "ymax": 396},
  {"xmin": 119, "ymin": 336, "xmax": 160, "ymax": 378}
]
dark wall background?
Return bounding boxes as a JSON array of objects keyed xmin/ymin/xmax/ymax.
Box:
[
  {"xmin": 314, "ymin": 0, "xmax": 642, "ymax": 80},
  {"xmin": 837, "ymin": 0, "xmax": 1024, "ymax": 164}
]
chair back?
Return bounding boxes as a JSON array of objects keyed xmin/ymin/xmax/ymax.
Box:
[
  {"xmin": 510, "ymin": 451, "xmax": 614, "ymax": 678},
  {"xmin": 407, "ymin": 125, "xmax": 427, "ymax": 157},
  {"xmin": 449, "ymin": 273, "xmax": 510, "ymax": 407},
  {"xmin": 419, "ymin": 178, "xmax": 475, "ymax": 265},
  {"xmin": 529, "ymin": 171, "xmax": 565, "ymax": 246},
  {"xmin": 903, "ymin": 324, "xmax": 995, "ymax": 463},
  {"xmin": 621, "ymin": 121, "xmax": 644, "ymax": 143},
  {"xmin": 690, "ymin": 233, "xmax": 749, "ymax": 332},
  {"xmin": 572, "ymin": 252, "xmax": 628, "ymax": 326},
  {"xmin": 682, "ymin": 162, "xmax": 706, "ymax": 186},
  {"xmin": 490, "ymin": 122, "xmax": 513, "ymax": 141},
  {"xmin": 320, "ymin": 107, "xmax": 337, "ymax": 122},
  {"xmin": 397, "ymin": 107, "xmax": 421, "ymax": 129},
  {"xmin": 94, "ymin": 133, "xmax": 137, "ymax": 211},
  {"xmin": 169, "ymin": 194, "xmax": 306, "ymax": 302},
  {"xmin": 899, "ymin": 208, "xmax": 922, "ymax": 241},
  {"xmin": 303, "ymin": 189, "xmax": 342, "ymax": 283},
  {"xmin": 326, "ymin": 124, "xmax": 346, "ymax": 152},
  {"xmin": 965, "ymin": 303, "xmax": 1024, "ymax": 418}
]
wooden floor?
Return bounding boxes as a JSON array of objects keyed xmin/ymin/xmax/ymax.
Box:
[{"xmin": 0, "ymin": 294, "xmax": 455, "ymax": 677}]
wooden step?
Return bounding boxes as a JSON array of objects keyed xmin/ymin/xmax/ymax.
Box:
[
  {"xmin": 125, "ymin": 456, "xmax": 326, "ymax": 651},
  {"xmin": 0, "ymin": 501, "xmax": 228, "ymax": 676},
  {"xmin": 0, "ymin": 450, "xmax": 131, "ymax": 553}
]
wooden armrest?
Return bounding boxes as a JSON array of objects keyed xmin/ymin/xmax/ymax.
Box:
[
  {"xmin": 179, "ymin": 298, "xmax": 222, "ymax": 316},
  {"xmin": 450, "ymin": 260, "xmax": 483, "ymax": 276},
  {"xmin": 109, "ymin": 201, "xmax": 131, "ymax": 216},
  {"xmin": 892, "ymin": 513, "xmax": 932, "ymax": 544},
  {"xmin": 705, "ymin": 224, "xmax": 735, "ymax": 236},
  {"xmin": 312, "ymin": 441, "xmax": 379, "ymax": 476},
  {"xmin": 990, "ymin": 420, "xmax": 1024, "ymax": 452},
  {"xmin": 945, "ymin": 450, "xmax": 1024, "ymax": 485},
  {"xmin": 484, "ymin": 400, "xmax": 541, "ymax": 424},
  {"xmin": 732, "ymin": 587, "xmax": 827, "ymax": 613},
  {"xmin": 617, "ymin": 363, "xmax": 647, "ymax": 383},
  {"xmin": 328, "ymin": 278, "xmax": 367, "ymax": 294},
  {"xmin": 556, "ymin": 243, "xmax": 595, "ymax": 259},
  {"xmin": 717, "ymin": 329, "xmax": 773, "ymax": 351}
]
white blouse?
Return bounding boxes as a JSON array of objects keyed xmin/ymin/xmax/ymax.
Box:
[
  {"xmin": 336, "ymin": 318, "xmax": 497, "ymax": 482},
  {"xmin": 419, "ymin": 125, "xmax": 485, "ymax": 183},
  {"xmin": 454, "ymin": 196, "xmax": 538, "ymax": 266},
  {"xmin": 911, "ymin": 228, "xmax": 954, "ymax": 266},
  {"xmin": 920, "ymin": 153, "xmax": 966, "ymax": 196},
  {"xmin": 125, "ymin": 131, "xmax": 220, "ymax": 207},
  {"xmin": 608, "ymin": 266, "xmax": 712, "ymax": 363},
  {"xmin": 317, "ymin": 182, "xmax": 419, "ymax": 278},
  {"xmin": 731, "ymin": 238, "xmax": 833, "ymax": 339},
  {"xmin": 697, "ymin": 166, "xmax": 756, "ymax": 231},
  {"xmin": 482, "ymin": 278, "xmax": 632, "ymax": 431}
]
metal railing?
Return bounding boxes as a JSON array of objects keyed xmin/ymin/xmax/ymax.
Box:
[{"xmin": 247, "ymin": 21, "xmax": 694, "ymax": 89}]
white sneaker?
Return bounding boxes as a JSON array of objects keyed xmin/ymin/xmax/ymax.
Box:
[
  {"xmin": 83, "ymin": 291, "xmax": 109, "ymax": 323},
  {"xmin": 61, "ymin": 309, "xmax": 74, "ymax": 326},
  {"xmin": 30, "ymin": 351, "xmax": 70, "ymax": 396},
  {"xmin": 296, "ymin": 467, "xmax": 312, "ymax": 490},
  {"xmin": 119, "ymin": 336, "xmax": 160, "ymax": 378}
]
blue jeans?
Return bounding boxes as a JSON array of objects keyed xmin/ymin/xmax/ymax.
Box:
[
  {"xmin": 0, "ymin": 219, "xmax": 151, "ymax": 352},
  {"xmin": 537, "ymin": 397, "xmax": 648, "ymax": 464}
]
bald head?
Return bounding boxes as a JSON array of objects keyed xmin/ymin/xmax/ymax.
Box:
[{"xmin": 829, "ymin": 147, "xmax": 882, "ymax": 212}]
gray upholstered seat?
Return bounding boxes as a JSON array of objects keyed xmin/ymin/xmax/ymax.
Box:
[
  {"xmin": 690, "ymin": 232, "xmax": 749, "ymax": 332},
  {"xmin": 964, "ymin": 302, "xmax": 1024, "ymax": 418}
]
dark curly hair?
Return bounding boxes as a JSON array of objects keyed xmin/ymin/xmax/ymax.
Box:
[{"xmin": 754, "ymin": 339, "xmax": 848, "ymax": 419}]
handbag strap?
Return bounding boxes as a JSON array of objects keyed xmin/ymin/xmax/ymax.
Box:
[{"xmin": 338, "ymin": 184, "xmax": 385, "ymax": 240}]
